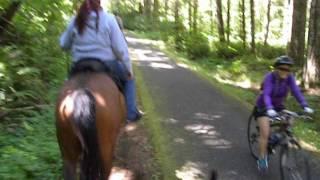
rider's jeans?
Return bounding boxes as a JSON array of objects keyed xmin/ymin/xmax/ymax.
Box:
[{"xmin": 104, "ymin": 60, "xmax": 139, "ymax": 121}]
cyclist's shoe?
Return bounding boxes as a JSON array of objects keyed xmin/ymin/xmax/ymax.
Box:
[{"xmin": 257, "ymin": 157, "xmax": 268, "ymax": 173}]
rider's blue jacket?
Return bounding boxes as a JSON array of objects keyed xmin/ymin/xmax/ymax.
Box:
[{"xmin": 59, "ymin": 10, "xmax": 132, "ymax": 75}]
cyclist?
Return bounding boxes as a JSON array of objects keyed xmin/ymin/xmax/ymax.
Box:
[{"xmin": 254, "ymin": 55, "xmax": 314, "ymax": 171}]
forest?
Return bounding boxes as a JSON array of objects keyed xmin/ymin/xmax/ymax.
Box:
[
  {"xmin": 110, "ymin": 0, "xmax": 319, "ymax": 88},
  {"xmin": 0, "ymin": 0, "xmax": 319, "ymax": 179}
]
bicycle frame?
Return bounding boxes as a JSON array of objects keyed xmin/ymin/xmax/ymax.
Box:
[{"xmin": 268, "ymin": 110, "xmax": 309, "ymax": 151}]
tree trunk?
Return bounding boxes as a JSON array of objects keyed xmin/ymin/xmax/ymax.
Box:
[
  {"xmin": 144, "ymin": 0, "xmax": 152, "ymax": 18},
  {"xmin": 283, "ymin": 0, "xmax": 294, "ymax": 45},
  {"xmin": 164, "ymin": 0, "xmax": 169, "ymax": 17},
  {"xmin": 174, "ymin": 0, "xmax": 183, "ymax": 50},
  {"xmin": 227, "ymin": 0, "xmax": 231, "ymax": 43},
  {"xmin": 303, "ymin": 0, "xmax": 320, "ymax": 88},
  {"xmin": 250, "ymin": 0, "xmax": 255, "ymax": 52},
  {"xmin": 0, "ymin": 1, "xmax": 22, "ymax": 37},
  {"xmin": 216, "ymin": 0, "xmax": 225, "ymax": 42},
  {"xmin": 193, "ymin": 0, "xmax": 198, "ymax": 33},
  {"xmin": 264, "ymin": 0, "xmax": 272, "ymax": 46},
  {"xmin": 210, "ymin": 0, "xmax": 214, "ymax": 34},
  {"xmin": 188, "ymin": 0, "xmax": 193, "ymax": 31},
  {"xmin": 288, "ymin": 0, "xmax": 307, "ymax": 67},
  {"xmin": 174, "ymin": 1, "xmax": 180, "ymax": 24},
  {"xmin": 153, "ymin": 0, "xmax": 160, "ymax": 22},
  {"xmin": 239, "ymin": 0, "xmax": 246, "ymax": 47},
  {"xmin": 139, "ymin": 1, "xmax": 144, "ymax": 14}
]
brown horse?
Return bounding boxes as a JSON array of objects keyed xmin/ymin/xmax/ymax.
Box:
[{"xmin": 55, "ymin": 60, "xmax": 126, "ymax": 179}]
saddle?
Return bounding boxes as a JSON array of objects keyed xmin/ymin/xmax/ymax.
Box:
[{"xmin": 69, "ymin": 58, "xmax": 124, "ymax": 93}]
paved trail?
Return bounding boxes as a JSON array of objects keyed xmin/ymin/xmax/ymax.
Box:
[{"xmin": 127, "ymin": 34, "xmax": 320, "ymax": 180}]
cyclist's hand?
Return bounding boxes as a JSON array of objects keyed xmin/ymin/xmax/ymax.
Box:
[
  {"xmin": 267, "ymin": 109, "xmax": 278, "ymax": 117},
  {"xmin": 304, "ymin": 107, "xmax": 314, "ymax": 114}
]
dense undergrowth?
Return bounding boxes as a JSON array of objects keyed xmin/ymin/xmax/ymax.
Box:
[
  {"xmin": 0, "ymin": 1, "xmax": 71, "ymax": 178},
  {"xmin": 0, "ymin": 105, "xmax": 61, "ymax": 179}
]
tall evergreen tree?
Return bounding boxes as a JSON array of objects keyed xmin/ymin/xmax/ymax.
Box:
[
  {"xmin": 250, "ymin": 0, "xmax": 255, "ymax": 52},
  {"xmin": 226, "ymin": 0, "xmax": 231, "ymax": 43},
  {"xmin": 216, "ymin": 0, "xmax": 225, "ymax": 42},
  {"xmin": 193, "ymin": 0, "xmax": 198, "ymax": 33},
  {"xmin": 303, "ymin": 0, "xmax": 320, "ymax": 88},
  {"xmin": 264, "ymin": 0, "xmax": 272, "ymax": 46},
  {"xmin": 239, "ymin": 0, "xmax": 246, "ymax": 47},
  {"xmin": 288, "ymin": 0, "xmax": 307, "ymax": 67}
]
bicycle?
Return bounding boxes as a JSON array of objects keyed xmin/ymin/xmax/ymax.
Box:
[{"xmin": 247, "ymin": 109, "xmax": 312, "ymax": 180}]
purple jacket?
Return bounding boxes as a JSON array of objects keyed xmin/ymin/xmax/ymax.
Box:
[{"xmin": 256, "ymin": 72, "xmax": 308, "ymax": 110}]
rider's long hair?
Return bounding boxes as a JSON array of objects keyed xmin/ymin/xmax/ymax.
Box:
[{"xmin": 75, "ymin": 0, "xmax": 101, "ymax": 35}]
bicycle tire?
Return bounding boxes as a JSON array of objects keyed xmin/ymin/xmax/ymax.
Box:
[
  {"xmin": 280, "ymin": 140, "xmax": 310, "ymax": 180},
  {"xmin": 247, "ymin": 113, "xmax": 260, "ymax": 160}
]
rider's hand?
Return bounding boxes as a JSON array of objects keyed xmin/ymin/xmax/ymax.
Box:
[
  {"xmin": 304, "ymin": 107, "xmax": 314, "ymax": 114},
  {"xmin": 267, "ymin": 109, "xmax": 278, "ymax": 117}
]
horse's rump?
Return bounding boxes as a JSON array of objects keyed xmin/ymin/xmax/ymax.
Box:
[{"xmin": 55, "ymin": 70, "xmax": 126, "ymax": 179}]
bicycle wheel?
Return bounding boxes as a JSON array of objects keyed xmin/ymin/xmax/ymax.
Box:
[
  {"xmin": 280, "ymin": 141, "xmax": 310, "ymax": 180},
  {"xmin": 247, "ymin": 113, "xmax": 259, "ymax": 160}
]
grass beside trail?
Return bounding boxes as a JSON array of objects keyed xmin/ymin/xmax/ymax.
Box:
[
  {"xmin": 134, "ymin": 66, "xmax": 178, "ymax": 180},
  {"xmin": 131, "ymin": 31, "xmax": 320, "ymax": 152},
  {"xmin": 0, "ymin": 104, "xmax": 61, "ymax": 179}
]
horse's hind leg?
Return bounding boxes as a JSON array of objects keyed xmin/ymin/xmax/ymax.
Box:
[
  {"xmin": 57, "ymin": 126, "xmax": 81, "ymax": 180},
  {"xmin": 63, "ymin": 160, "xmax": 77, "ymax": 180}
]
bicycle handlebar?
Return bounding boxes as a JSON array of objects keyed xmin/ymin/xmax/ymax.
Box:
[{"xmin": 269, "ymin": 109, "xmax": 313, "ymax": 122}]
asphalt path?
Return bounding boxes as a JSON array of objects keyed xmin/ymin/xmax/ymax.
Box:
[{"xmin": 127, "ymin": 34, "xmax": 320, "ymax": 180}]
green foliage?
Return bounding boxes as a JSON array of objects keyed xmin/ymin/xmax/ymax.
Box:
[
  {"xmin": 211, "ymin": 42, "xmax": 286, "ymax": 60},
  {"xmin": 159, "ymin": 20, "xmax": 176, "ymax": 42},
  {"xmin": 212, "ymin": 42, "xmax": 250, "ymax": 59},
  {"xmin": 110, "ymin": 1, "xmax": 156, "ymax": 31},
  {"xmin": 0, "ymin": 1, "xmax": 71, "ymax": 178},
  {"xmin": 0, "ymin": 107, "xmax": 61, "ymax": 179},
  {"xmin": 185, "ymin": 32, "xmax": 210, "ymax": 59},
  {"xmin": 0, "ymin": 0, "xmax": 70, "ymax": 107},
  {"xmin": 256, "ymin": 43, "xmax": 286, "ymax": 59},
  {"xmin": 123, "ymin": 13, "xmax": 151, "ymax": 31}
]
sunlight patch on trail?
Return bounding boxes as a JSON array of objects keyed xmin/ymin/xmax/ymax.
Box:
[
  {"xmin": 109, "ymin": 167, "xmax": 135, "ymax": 180},
  {"xmin": 175, "ymin": 161, "xmax": 206, "ymax": 180},
  {"xmin": 194, "ymin": 112, "xmax": 222, "ymax": 121},
  {"xmin": 126, "ymin": 36, "xmax": 162, "ymax": 46},
  {"xmin": 185, "ymin": 124, "xmax": 215, "ymax": 135},
  {"xmin": 203, "ymin": 139, "xmax": 232, "ymax": 149},
  {"xmin": 149, "ymin": 62, "xmax": 175, "ymax": 69},
  {"xmin": 213, "ymin": 74, "xmax": 252, "ymax": 89},
  {"xmin": 163, "ymin": 118, "xmax": 179, "ymax": 124},
  {"xmin": 174, "ymin": 138, "xmax": 186, "ymax": 144},
  {"xmin": 129, "ymin": 48, "xmax": 170, "ymax": 62},
  {"xmin": 185, "ymin": 120, "xmax": 232, "ymax": 149},
  {"xmin": 177, "ymin": 63, "xmax": 190, "ymax": 69}
]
